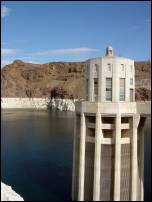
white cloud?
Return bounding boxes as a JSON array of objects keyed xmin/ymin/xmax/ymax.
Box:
[
  {"xmin": 1, "ymin": 5, "xmax": 11, "ymax": 18},
  {"xmin": 1, "ymin": 48, "xmax": 17, "ymax": 56},
  {"xmin": 15, "ymin": 56, "xmax": 39, "ymax": 64},
  {"xmin": 1, "ymin": 59, "xmax": 39, "ymax": 68},
  {"xmin": 35, "ymin": 47, "xmax": 98, "ymax": 55},
  {"xmin": 23, "ymin": 60, "xmax": 38, "ymax": 64}
]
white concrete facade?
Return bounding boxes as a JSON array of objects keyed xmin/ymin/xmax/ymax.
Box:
[
  {"xmin": 72, "ymin": 47, "xmax": 151, "ymax": 201},
  {"xmin": 85, "ymin": 47, "xmax": 135, "ymax": 102}
]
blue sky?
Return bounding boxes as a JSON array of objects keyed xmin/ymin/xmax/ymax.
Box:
[{"xmin": 1, "ymin": 1, "xmax": 151, "ymax": 67}]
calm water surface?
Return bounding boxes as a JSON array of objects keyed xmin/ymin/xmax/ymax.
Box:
[{"xmin": 1, "ymin": 109, "xmax": 151, "ymax": 201}]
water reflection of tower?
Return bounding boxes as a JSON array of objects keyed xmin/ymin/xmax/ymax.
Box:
[{"xmin": 72, "ymin": 47, "xmax": 151, "ymax": 201}]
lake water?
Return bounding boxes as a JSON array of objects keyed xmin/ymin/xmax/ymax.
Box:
[{"xmin": 1, "ymin": 109, "xmax": 151, "ymax": 201}]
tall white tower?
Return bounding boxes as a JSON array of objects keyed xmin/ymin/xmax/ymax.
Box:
[{"xmin": 72, "ymin": 47, "xmax": 150, "ymax": 201}]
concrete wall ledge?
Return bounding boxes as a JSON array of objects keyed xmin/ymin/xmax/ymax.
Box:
[{"xmin": 75, "ymin": 101, "xmax": 151, "ymax": 116}]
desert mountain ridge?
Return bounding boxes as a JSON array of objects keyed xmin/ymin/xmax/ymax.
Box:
[{"xmin": 1, "ymin": 60, "xmax": 151, "ymax": 101}]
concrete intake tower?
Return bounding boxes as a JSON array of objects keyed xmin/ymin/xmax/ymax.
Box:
[{"xmin": 72, "ymin": 46, "xmax": 151, "ymax": 201}]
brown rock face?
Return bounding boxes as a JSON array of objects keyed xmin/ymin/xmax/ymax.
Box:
[
  {"xmin": 135, "ymin": 61, "xmax": 151, "ymax": 101},
  {"xmin": 1, "ymin": 60, "xmax": 151, "ymax": 101},
  {"xmin": 1, "ymin": 60, "xmax": 85, "ymax": 99}
]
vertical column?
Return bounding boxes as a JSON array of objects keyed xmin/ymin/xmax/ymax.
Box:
[
  {"xmin": 98, "ymin": 59, "xmax": 102, "ymax": 102},
  {"xmin": 140, "ymin": 126, "xmax": 144, "ymax": 201},
  {"xmin": 131, "ymin": 114, "xmax": 140, "ymax": 201},
  {"xmin": 72, "ymin": 114, "xmax": 77, "ymax": 200},
  {"xmin": 93, "ymin": 112, "xmax": 101, "ymax": 201},
  {"xmin": 78, "ymin": 113, "xmax": 86, "ymax": 201},
  {"xmin": 114, "ymin": 113, "xmax": 121, "ymax": 200},
  {"xmin": 140, "ymin": 118, "xmax": 146, "ymax": 201},
  {"xmin": 133, "ymin": 62, "xmax": 135, "ymax": 102},
  {"xmin": 125, "ymin": 64, "xmax": 130, "ymax": 102},
  {"xmin": 89, "ymin": 63, "xmax": 94, "ymax": 102},
  {"xmin": 112, "ymin": 61, "xmax": 119, "ymax": 102},
  {"xmin": 101, "ymin": 59, "xmax": 105, "ymax": 102},
  {"xmin": 85, "ymin": 63, "xmax": 90, "ymax": 101}
]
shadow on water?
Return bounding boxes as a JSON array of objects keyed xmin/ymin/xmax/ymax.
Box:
[{"xmin": 1, "ymin": 109, "xmax": 151, "ymax": 201}]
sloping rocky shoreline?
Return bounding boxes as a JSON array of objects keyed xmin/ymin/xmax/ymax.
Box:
[
  {"xmin": 1, "ymin": 182, "xmax": 24, "ymax": 201},
  {"xmin": 1, "ymin": 98, "xmax": 76, "ymax": 111}
]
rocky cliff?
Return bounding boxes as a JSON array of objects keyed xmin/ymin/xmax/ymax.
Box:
[{"xmin": 1, "ymin": 60, "xmax": 151, "ymax": 101}]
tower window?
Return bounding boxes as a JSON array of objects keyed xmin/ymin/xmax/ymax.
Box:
[
  {"xmin": 106, "ymin": 78, "xmax": 112, "ymax": 101},
  {"xmin": 121, "ymin": 64, "xmax": 125, "ymax": 71},
  {"xmin": 130, "ymin": 89, "xmax": 133, "ymax": 102},
  {"xmin": 87, "ymin": 65, "xmax": 89, "ymax": 74},
  {"xmin": 109, "ymin": 50, "xmax": 112, "ymax": 54},
  {"xmin": 130, "ymin": 78, "xmax": 133, "ymax": 85},
  {"xmin": 130, "ymin": 65, "xmax": 133, "ymax": 72},
  {"xmin": 108, "ymin": 64, "xmax": 111, "ymax": 71},
  {"xmin": 120, "ymin": 78, "xmax": 125, "ymax": 101},
  {"xmin": 95, "ymin": 64, "xmax": 98, "ymax": 73},
  {"xmin": 86, "ymin": 79, "xmax": 89, "ymax": 100},
  {"xmin": 86, "ymin": 64, "xmax": 89, "ymax": 75},
  {"xmin": 94, "ymin": 78, "xmax": 98, "ymax": 101}
]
